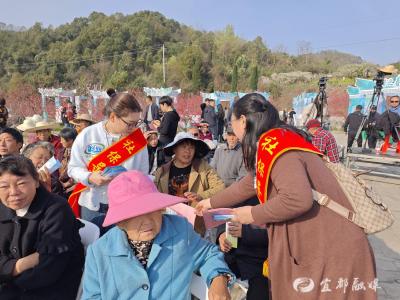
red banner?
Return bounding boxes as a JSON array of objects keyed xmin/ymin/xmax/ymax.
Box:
[{"xmin": 68, "ymin": 128, "xmax": 147, "ymax": 217}]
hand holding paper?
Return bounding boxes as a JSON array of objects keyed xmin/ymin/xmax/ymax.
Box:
[
  {"xmin": 39, "ymin": 157, "xmax": 61, "ymax": 174},
  {"xmin": 226, "ymin": 222, "xmax": 238, "ymax": 248},
  {"xmin": 102, "ymin": 166, "xmax": 127, "ymax": 178},
  {"xmin": 202, "ymin": 208, "xmax": 235, "ymax": 229}
]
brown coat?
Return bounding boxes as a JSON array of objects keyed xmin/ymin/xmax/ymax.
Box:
[
  {"xmin": 154, "ymin": 158, "xmax": 225, "ymax": 235},
  {"xmin": 154, "ymin": 158, "xmax": 225, "ymax": 202},
  {"xmin": 211, "ymin": 151, "xmax": 377, "ymax": 300}
]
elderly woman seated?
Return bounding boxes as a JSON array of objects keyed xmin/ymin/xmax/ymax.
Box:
[
  {"xmin": 83, "ymin": 170, "xmax": 234, "ymax": 300},
  {"xmin": 0, "ymin": 156, "xmax": 84, "ymax": 299},
  {"xmin": 22, "ymin": 141, "xmax": 63, "ymax": 196},
  {"xmin": 154, "ymin": 132, "xmax": 225, "ymax": 235}
]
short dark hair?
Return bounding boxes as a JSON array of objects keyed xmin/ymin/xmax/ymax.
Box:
[
  {"xmin": 0, "ymin": 127, "xmax": 23, "ymax": 144},
  {"xmin": 0, "ymin": 156, "xmax": 39, "ymax": 181},
  {"xmin": 106, "ymin": 88, "xmax": 117, "ymax": 98},
  {"xmin": 146, "ymin": 95, "xmax": 153, "ymax": 102},
  {"xmin": 159, "ymin": 96, "xmax": 173, "ymax": 107},
  {"xmin": 356, "ymin": 105, "xmax": 363, "ymax": 110},
  {"xmin": 59, "ymin": 127, "xmax": 78, "ymax": 141},
  {"xmin": 0, "ymin": 98, "xmax": 5, "ymax": 106},
  {"xmin": 103, "ymin": 93, "xmax": 142, "ymax": 117}
]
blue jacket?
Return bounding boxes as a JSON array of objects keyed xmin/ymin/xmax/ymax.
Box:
[{"xmin": 82, "ymin": 215, "xmax": 234, "ymax": 300}]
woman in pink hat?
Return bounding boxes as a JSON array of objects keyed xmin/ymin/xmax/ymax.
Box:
[{"xmin": 82, "ymin": 170, "xmax": 234, "ymax": 300}]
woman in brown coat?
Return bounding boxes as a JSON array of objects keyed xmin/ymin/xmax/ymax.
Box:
[
  {"xmin": 196, "ymin": 93, "xmax": 377, "ymax": 300},
  {"xmin": 154, "ymin": 132, "xmax": 225, "ymax": 235}
]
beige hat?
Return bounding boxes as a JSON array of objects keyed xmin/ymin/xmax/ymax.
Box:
[
  {"xmin": 70, "ymin": 113, "xmax": 94, "ymax": 125},
  {"xmin": 24, "ymin": 120, "xmax": 58, "ymax": 133},
  {"xmin": 378, "ymin": 65, "xmax": 398, "ymax": 74},
  {"xmin": 17, "ymin": 118, "xmax": 36, "ymax": 132},
  {"xmin": 31, "ymin": 114, "xmax": 43, "ymax": 123}
]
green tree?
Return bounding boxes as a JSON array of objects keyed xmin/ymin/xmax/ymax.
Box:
[
  {"xmin": 250, "ymin": 65, "xmax": 258, "ymax": 91},
  {"xmin": 109, "ymin": 71, "xmax": 128, "ymax": 89},
  {"xmin": 192, "ymin": 56, "xmax": 202, "ymax": 91},
  {"xmin": 231, "ymin": 64, "xmax": 238, "ymax": 92}
]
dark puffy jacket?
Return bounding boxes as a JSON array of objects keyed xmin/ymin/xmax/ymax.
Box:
[{"xmin": 158, "ymin": 110, "xmax": 180, "ymax": 145}]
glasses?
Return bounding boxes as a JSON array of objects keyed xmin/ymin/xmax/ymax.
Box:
[
  {"xmin": 119, "ymin": 116, "xmax": 141, "ymax": 128},
  {"xmin": 390, "ymin": 100, "xmax": 399, "ymax": 104}
]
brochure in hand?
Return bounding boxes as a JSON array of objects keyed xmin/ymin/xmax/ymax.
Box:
[{"xmin": 102, "ymin": 166, "xmax": 127, "ymax": 178}]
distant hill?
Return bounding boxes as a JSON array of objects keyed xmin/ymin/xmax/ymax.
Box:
[
  {"xmin": 312, "ymin": 50, "xmax": 363, "ymax": 67},
  {"xmin": 0, "ymin": 11, "xmax": 368, "ymax": 93}
]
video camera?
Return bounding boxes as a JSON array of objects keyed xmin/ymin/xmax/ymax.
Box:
[
  {"xmin": 374, "ymin": 71, "xmax": 386, "ymax": 90},
  {"xmin": 374, "ymin": 66, "xmax": 394, "ymax": 92},
  {"xmin": 319, "ymin": 77, "xmax": 328, "ymax": 91}
]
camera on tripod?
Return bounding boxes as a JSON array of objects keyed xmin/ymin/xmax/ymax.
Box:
[
  {"xmin": 319, "ymin": 77, "xmax": 328, "ymax": 91},
  {"xmin": 374, "ymin": 65, "xmax": 395, "ymax": 90},
  {"xmin": 374, "ymin": 71, "xmax": 386, "ymax": 90}
]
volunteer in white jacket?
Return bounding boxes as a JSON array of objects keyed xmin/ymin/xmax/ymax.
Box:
[{"xmin": 68, "ymin": 92, "xmax": 149, "ymax": 224}]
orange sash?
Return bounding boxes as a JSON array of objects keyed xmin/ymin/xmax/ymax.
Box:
[
  {"xmin": 68, "ymin": 128, "xmax": 147, "ymax": 218},
  {"xmin": 256, "ymin": 128, "xmax": 322, "ymax": 277}
]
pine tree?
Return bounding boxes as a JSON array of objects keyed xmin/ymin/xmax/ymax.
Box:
[
  {"xmin": 250, "ymin": 65, "xmax": 258, "ymax": 91},
  {"xmin": 192, "ymin": 57, "xmax": 202, "ymax": 91},
  {"xmin": 231, "ymin": 64, "xmax": 238, "ymax": 92}
]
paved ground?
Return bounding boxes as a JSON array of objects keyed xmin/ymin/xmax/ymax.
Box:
[{"xmin": 333, "ymin": 132, "xmax": 400, "ymax": 299}]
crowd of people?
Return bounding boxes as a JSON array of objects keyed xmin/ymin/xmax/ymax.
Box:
[
  {"xmin": 344, "ymin": 95, "xmax": 400, "ymax": 153},
  {"xmin": 0, "ymin": 89, "xmax": 389, "ymax": 300}
]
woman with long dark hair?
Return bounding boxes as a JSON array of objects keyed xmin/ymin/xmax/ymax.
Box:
[
  {"xmin": 196, "ymin": 93, "xmax": 377, "ymax": 300},
  {"xmin": 217, "ymin": 103, "xmax": 225, "ymax": 142}
]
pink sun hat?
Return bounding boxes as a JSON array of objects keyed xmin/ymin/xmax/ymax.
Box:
[{"xmin": 103, "ymin": 170, "xmax": 186, "ymax": 226}]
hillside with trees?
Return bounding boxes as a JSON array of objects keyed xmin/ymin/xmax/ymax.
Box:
[{"xmin": 0, "ymin": 11, "xmax": 377, "ymax": 107}]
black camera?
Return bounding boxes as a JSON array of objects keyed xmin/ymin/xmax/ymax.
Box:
[
  {"xmin": 374, "ymin": 71, "xmax": 386, "ymax": 89},
  {"xmin": 319, "ymin": 77, "xmax": 328, "ymax": 91}
]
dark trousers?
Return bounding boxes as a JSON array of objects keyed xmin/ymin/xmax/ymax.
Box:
[
  {"xmin": 367, "ymin": 135, "xmax": 378, "ymax": 149},
  {"xmin": 246, "ymin": 276, "xmax": 269, "ymax": 300},
  {"xmin": 347, "ymin": 132, "xmax": 362, "ymax": 148},
  {"xmin": 209, "ymin": 126, "xmax": 218, "ymax": 140}
]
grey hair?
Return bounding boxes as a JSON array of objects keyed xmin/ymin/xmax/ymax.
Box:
[{"xmin": 22, "ymin": 141, "xmax": 55, "ymax": 158}]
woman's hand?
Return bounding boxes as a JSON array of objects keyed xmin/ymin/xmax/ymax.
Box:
[
  {"xmin": 227, "ymin": 222, "xmax": 242, "ymax": 238},
  {"xmin": 208, "ymin": 276, "xmax": 231, "ymax": 300},
  {"xmin": 183, "ymin": 192, "xmax": 202, "ymax": 205},
  {"xmin": 195, "ymin": 198, "xmax": 212, "ymax": 216},
  {"xmin": 231, "ymin": 206, "xmax": 255, "ymax": 225},
  {"xmin": 88, "ymin": 172, "xmax": 112, "ymax": 186},
  {"xmin": 218, "ymin": 233, "xmax": 232, "ymax": 253},
  {"xmin": 38, "ymin": 167, "xmax": 51, "ymax": 191},
  {"xmin": 13, "ymin": 252, "xmax": 40, "ymax": 276},
  {"xmin": 152, "ymin": 120, "xmax": 161, "ymax": 128}
]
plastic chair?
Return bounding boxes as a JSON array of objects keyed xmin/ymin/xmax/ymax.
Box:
[
  {"xmin": 190, "ymin": 273, "xmax": 209, "ymax": 300},
  {"xmin": 78, "ymin": 219, "xmax": 100, "ymax": 250},
  {"xmin": 76, "ymin": 219, "xmax": 100, "ymax": 300}
]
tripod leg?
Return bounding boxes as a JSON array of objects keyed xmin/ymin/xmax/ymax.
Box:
[{"xmin": 394, "ymin": 127, "xmax": 400, "ymax": 154}]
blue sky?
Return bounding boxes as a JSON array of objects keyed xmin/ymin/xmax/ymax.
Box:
[{"xmin": 0, "ymin": 0, "xmax": 399, "ymax": 65}]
